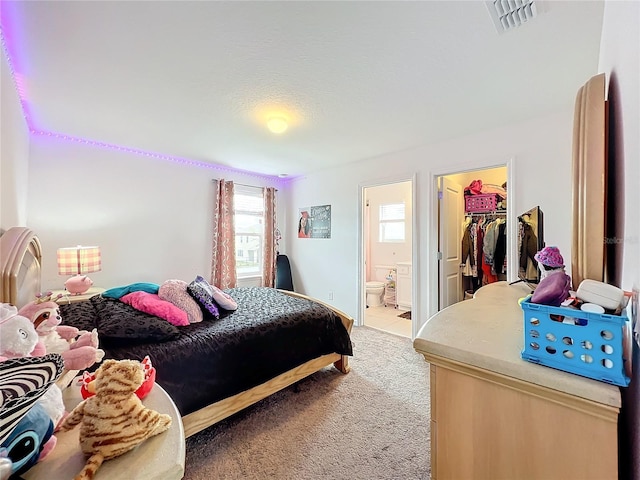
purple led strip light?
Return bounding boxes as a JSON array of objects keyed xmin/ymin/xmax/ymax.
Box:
[
  {"xmin": 31, "ymin": 130, "xmax": 280, "ymax": 178},
  {"xmin": 0, "ymin": 22, "xmax": 288, "ymax": 183},
  {"xmin": 0, "ymin": 19, "xmax": 36, "ymax": 130}
]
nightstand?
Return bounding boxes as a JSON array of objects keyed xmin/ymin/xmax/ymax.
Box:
[{"xmin": 52, "ymin": 287, "xmax": 106, "ymax": 304}]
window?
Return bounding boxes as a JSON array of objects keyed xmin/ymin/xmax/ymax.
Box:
[
  {"xmin": 234, "ymin": 185, "xmax": 264, "ymax": 278},
  {"xmin": 379, "ymin": 202, "xmax": 405, "ymax": 242}
]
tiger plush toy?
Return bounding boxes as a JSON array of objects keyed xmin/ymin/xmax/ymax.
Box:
[{"xmin": 58, "ymin": 359, "xmax": 172, "ymax": 480}]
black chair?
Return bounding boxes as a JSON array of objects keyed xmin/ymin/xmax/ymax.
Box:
[{"xmin": 275, "ymin": 254, "xmax": 294, "ymax": 291}]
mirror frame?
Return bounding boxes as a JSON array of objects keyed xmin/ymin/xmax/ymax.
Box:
[{"xmin": 571, "ymin": 73, "xmax": 607, "ymax": 287}]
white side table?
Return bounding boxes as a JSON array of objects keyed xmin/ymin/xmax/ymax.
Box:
[
  {"xmin": 22, "ymin": 381, "xmax": 185, "ymax": 480},
  {"xmin": 52, "ymin": 287, "xmax": 106, "ymax": 304}
]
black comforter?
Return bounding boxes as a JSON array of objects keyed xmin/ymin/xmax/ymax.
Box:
[{"xmin": 59, "ymin": 287, "xmax": 352, "ymax": 415}]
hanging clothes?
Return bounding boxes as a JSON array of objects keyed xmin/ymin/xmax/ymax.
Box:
[
  {"xmin": 483, "ymin": 219, "xmax": 497, "ymax": 267},
  {"xmin": 461, "ymin": 221, "xmax": 478, "ymax": 279},
  {"xmin": 475, "ymin": 219, "xmax": 484, "ymax": 287},
  {"xmin": 461, "ymin": 220, "xmax": 474, "ymax": 269},
  {"xmin": 493, "ymin": 220, "xmax": 507, "ymax": 277},
  {"xmin": 477, "ymin": 216, "xmax": 507, "ymax": 284}
]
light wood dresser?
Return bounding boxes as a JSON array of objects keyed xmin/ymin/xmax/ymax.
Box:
[{"xmin": 414, "ymin": 281, "xmax": 621, "ymax": 480}]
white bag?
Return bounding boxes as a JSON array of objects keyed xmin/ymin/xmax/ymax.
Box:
[{"xmin": 575, "ymin": 279, "xmax": 625, "ymax": 311}]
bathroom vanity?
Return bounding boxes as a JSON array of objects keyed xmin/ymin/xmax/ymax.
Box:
[{"xmin": 413, "ymin": 282, "xmax": 620, "ymax": 480}]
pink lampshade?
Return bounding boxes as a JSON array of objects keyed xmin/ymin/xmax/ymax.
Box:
[{"xmin": 57, "ymin": 246, "xmax": 101, "ymax": 275}]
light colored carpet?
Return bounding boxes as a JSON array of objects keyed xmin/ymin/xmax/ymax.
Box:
[{"xmin": 184, "ymin": 326, "xmax": 431, "ymax": 480}]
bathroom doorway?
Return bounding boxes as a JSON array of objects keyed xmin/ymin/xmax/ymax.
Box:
[
  {"xmin": 360, "ymin": 178, "xmax": 415, "ymax": 338},
  {"xmin": 435, "ymin": 162, "xmax": 515, "ymax": 312}
]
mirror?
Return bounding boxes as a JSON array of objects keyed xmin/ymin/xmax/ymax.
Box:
[
  {"xmin": 571, "ymin": 73, "xmax": 606, "ymax": 287},
  {"xmin": 517, "ymin": 206, "xmax": 544, "ymax": 287}
]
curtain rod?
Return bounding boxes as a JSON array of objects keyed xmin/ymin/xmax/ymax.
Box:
[{"xmin": 212, "ymin": 179, "xmax": 278, "ymax": 191}]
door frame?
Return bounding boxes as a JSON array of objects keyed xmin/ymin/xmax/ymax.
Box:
[
  {"xmin": 358, "ymin": 173, "xmax": 418, "ymax": 337},
  {"xmin": 429, "ymin": 158, "xmax": 516, "ymax": 318}
]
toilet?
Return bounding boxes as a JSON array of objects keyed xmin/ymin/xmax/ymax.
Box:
[
  {"xmin": 366, "ymin": 281, "xmax": 385, "ymax": 307},
  {"xmin": 366, "ymin": 265, "xmax": 394, "ymax": 307}
]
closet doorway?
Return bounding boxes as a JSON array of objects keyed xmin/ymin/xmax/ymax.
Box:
[
  {"xmin": 436, "ymin": 164, "xmax": 512, "ymax": 311},
  {"xmin": 360, "ymin": 177, "xmax": 415, "ymax": 338}
]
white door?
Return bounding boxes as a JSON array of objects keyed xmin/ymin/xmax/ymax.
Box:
[{"xmin": 439, "ymin": 176, "xmax": 464, "ymax": 309}]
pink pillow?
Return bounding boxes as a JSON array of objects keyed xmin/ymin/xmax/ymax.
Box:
[
  {"xmin": 158, "ymin": 279, "xmax": 203, "ymax": 324},
  {"xmin": 210, "ymin": 284, "xmax": 238, "ymax": 311},
  {"xmin": 121, "ymin": 291, "xmax": 189, "ymax": 327}
]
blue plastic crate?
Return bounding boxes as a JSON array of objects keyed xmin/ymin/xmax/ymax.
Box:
[{"xmin": 520, "ymin": 297, "xmax": 630, "ymax": 386}]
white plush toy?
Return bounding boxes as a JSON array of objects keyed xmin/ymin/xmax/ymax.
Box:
[
  {"xmin": 0, "ymin": 304, "xmax": 44, "ymax": 362},
  {"xmin": 0, "ymin": 303, "xmax": 67, "ymax": 429}
]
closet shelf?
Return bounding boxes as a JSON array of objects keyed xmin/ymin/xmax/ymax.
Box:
[{"xmin": 465, "ymin": 209, "xmax": 507, "ymax": 216}]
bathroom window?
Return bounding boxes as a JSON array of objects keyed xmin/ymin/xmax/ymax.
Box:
[{"xmin": 379, "ymin": 202, "xmax": 405, "ymax": 242}]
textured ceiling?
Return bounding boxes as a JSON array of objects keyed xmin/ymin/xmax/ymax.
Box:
[{"xmin": 1, "ymin": 1, "xmax": 604, "ymax": 178}]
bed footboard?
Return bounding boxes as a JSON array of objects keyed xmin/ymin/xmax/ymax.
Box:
[{"xmin": 182, "ymin": 352, "xmax": 344, "ymax": 437}]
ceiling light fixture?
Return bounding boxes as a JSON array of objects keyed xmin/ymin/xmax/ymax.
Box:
[{"xmin": 267, "ymin": 116, "xmax": 288, "ymax": 134}]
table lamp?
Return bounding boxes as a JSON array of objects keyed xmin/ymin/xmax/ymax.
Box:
[{"xmin": 57, "ymin": 246, "xmax": 101, "ymax": 294}]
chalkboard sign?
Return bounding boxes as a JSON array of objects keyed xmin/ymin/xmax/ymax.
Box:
[{"xmin": 298, "ymin": 205, "xmax": 331, "ymax": 239}]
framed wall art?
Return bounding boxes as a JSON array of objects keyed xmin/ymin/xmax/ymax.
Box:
[{"xmin": 298, "ymin": 205, "xmax": 331, "ymax": 239}]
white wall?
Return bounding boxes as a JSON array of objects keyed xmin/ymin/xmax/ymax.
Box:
[
  {"xmin": 598, "ymin": 0, "xmax": 640, "ymax": 295},
  {"xmin": 287, "ymin": 109, "xmax": 574, "ymax": 326},
  {"xmin": 26, "ymin": 135, "xmax": 287, "ymax": 291},
  {"xmin": 597, "ymin": 2, "xmax": 640, "ymax": 478},
  {"xmin": 1, "ymin": 47, "xmax": 30, "ymax": 231}
]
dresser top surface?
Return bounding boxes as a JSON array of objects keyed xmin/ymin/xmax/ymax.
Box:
[{"xmin": 413, "ymin": 282, "xmax": 622, "ymax": 408}]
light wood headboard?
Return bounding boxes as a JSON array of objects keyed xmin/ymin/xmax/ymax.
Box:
[{"xmin": 0, "ymin": 227, "xmax": 43, "ymax": 308}]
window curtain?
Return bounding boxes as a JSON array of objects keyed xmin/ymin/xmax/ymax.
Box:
[
  {"xmin": 262, "ymin": 187, "xmax": 277, "ymax": 288},
  {"xmin": 210, "ymin": 179, "xmax": 237, "ymax": 288}
]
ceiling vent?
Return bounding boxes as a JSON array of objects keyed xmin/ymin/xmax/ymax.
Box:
[{"xmin": 485, "ymin": 0, "xmax": 540, "ymax": 33}]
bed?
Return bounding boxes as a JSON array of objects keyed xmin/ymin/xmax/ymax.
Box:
[{"xmin": 0, "ymin": 227, "xmax": 354, "ymax": 438}]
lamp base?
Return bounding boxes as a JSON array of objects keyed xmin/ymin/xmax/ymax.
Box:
[{"xmin": 64, "ymin": 275, "xmax": 94, "ymax": 295}]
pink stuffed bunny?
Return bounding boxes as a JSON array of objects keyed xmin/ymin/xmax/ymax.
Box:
[{"xmin": 18, "ymin": 293, "xmax": 105, "ymax": 371}]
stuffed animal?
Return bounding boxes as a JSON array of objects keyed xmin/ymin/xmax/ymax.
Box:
[
  {"xmin": 0, "ymin": 313, "xmax": 67, "ymax": 476},
  {"xmin": 0, "ymin": 304, "xmax": 67, "ymax": 432},
  {"xmin": 0, "ymin": 354, "xmax": 65, "ymax": 477},
  {"xmin": 1, "ymin": 403, "xmax": 55, "ymax": 477},
  {"xmin": 18, "ymin": 293, "xmax": 105, "ymax": 372},
  {"xmin": 0, "ymin": 304, "xmax": 45, "ymax": 362},
  {"xmin": 0, "ymin": 354, "xmax": 64, "ymax": 443},
  {"xmin": 59, "ymin": 359, "xmax": 172, "ymax": 480},
  {"xmin": 530, "ymin": 246, "xmax": 572, "ymax": 307}
]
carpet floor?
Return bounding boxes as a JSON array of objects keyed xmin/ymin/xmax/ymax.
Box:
[{"xmin": 183, "ymin": 326, "xmax": 431, "ymax": 480}]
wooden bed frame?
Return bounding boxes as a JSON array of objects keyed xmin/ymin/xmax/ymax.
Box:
[{"xmin": 0, "ymin": 226, "xmax": 354, "ymax": 438}]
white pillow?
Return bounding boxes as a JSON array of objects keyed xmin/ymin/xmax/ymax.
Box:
[{"xmin": 209, "ymin": 284, "xmax": 238, "ymax": 311}]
